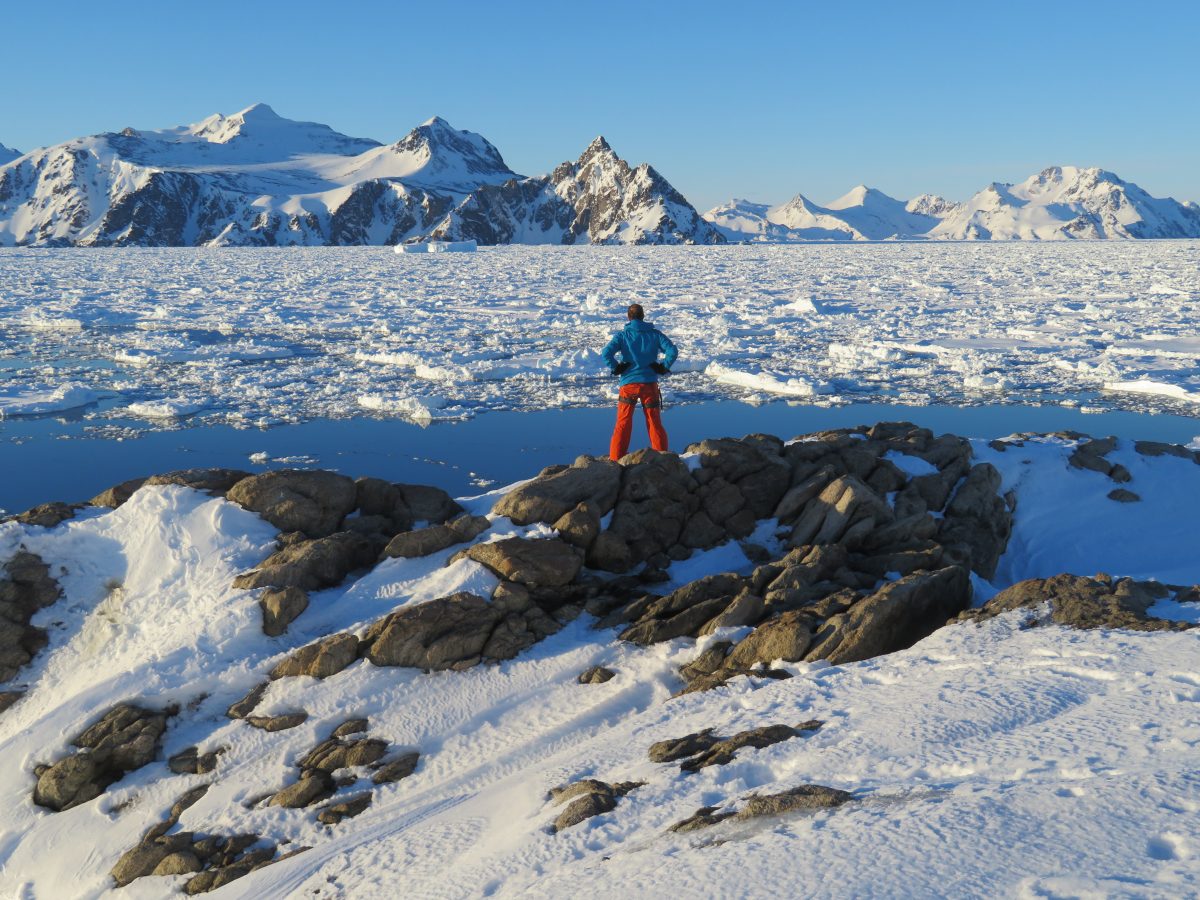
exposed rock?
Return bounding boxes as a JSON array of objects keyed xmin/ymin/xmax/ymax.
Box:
[
  {"xmin": 607, "ymin": 450, "xmax": 696, "ymax": 564},
  {"xmin": 577, "ymin": 665, "xmax": 616, "ymax": 684},
  {"xmin": 1068, "ymin": 437, "xmax": 1132, "ymax": 483},
  {"xmin": 298, "ymin": 736, "xmax": 389, "ymax": 772},
  {"xmin": 1134, "ymin": 440, "xmax": 1199, "ymax": 462},
  {"xmin": 226, "ymin": 682, "xmax": 268, "ymax": 719},
  {"xmin": 112, "ymin": 838, "xmax": 187, "ymax": 887},
  {"xmin": 0, "ymin": 551, "xmax": 62, "ymax": 681},
  {"xmin": 586, "ymin": 531, "xmax": 636, "ymax": 572},
  {"xmin": 259, "ymin": 586, "xmax": 309, "ymax": 636},
  {"xmin": 648, "ymin": 729, "xmax": 721, "ymax": 764},
  {"xmin": 1107, "ymin": 488, "xmax": 1141, "ymax": 503},
  {"xmin": 395, "ymin": 483, "xmax": 463, "ymax": 525},
  {"xmin": 381, "ymin": 514, "xmax": 490, "ymax": 559},
  {"xmin": 371, "ymin": 751, "xmax": 420, "ymax": 784},
  {"xmin": 245, "ymin": 712, "xmax": 308, "ymax": 732},
  {"xmin": 353, "ymin": 477, "xmax": 414, "ymax": 534},
  {"xmin": 34, "ymin": 703, "xmax": 170, "ymax": 811},
  {"xmin": 317, "ymin": 793, "xmax": 372, "ymax": 824},
  {"xmin": 937, "ymin": 463, "xmax": 1012, "ymax": 579},
  {"xmin": 700, "ymin": 589, "xmax": 766, "ymax": 634},
  {"xmin": 9, "ymin": 501, "xmax": 80, "ymax": 527},
  {"xmin": 466, "ymin": 537, "xmax": 582, "ymax": 588},
  {"xmin": 183, "ymin": 848, "xmax": 276, "ymax": 894},
  {"xmin": 549, "ymin": 779, "xmax": 641, "ymax": 832},
  {"xmin": 960, "ymin": 573, "xmax": 1191, "ymax": 632},
  {"xmin": 492, "ymin": 456, "xmax": 621, "ymax": 525},
  {"xmin": 233, "ymin": 531, "xmax": 377, "ymax": 591},
  {"xmin": 678, "ymin": 724, "xmax": 810, "ymax": 773},
  {"xmin": 145, "ymin": 468, "xmax": 253, "ymax": 495},
  {"xmin": 806, "ymin": 566, "xmax": 971, "ymax": 665},
  {"xmin": 152, "ymin": 851, "xmax": 204, "ymax": 876},
  {"xmin": 361, "ymin": 592, "xmax": 508, "ymax": 670},
  {"xmin": 332, "ymin": 718, "xmax": 369, "ymax": 738},
  {"xmin": 90, "ymin": 476, "xmax": 150, "ymax": 508},
  {"xmin": 673, "ymin": 666, "xmax": 792, "ymax": 696},
  {"xmin": 553, "ymin": 502, "xmax": 602, "ymax": 549},
  {"xmin": 734, "ymin": 784, "xmax": 854, "ymax": 820},
  {"xmin": 270, "ymin": 632, "xmax": 359, "ymax": 679},
  {"xmin": 773, "ymin": 466, "xmax": 836, "ymax": 523},
  {"xmin": 677, "ymin": 642, "xmax": 731, "ymax": 684},
  {"xmin": 789, "ymin": 475, "xmax": 893, "ymax": 549},
  {"xmin": 0, "ymin": 689, "xmax": 23, "ymax": 713},
  {"xmin": 725, "ymin": 611, "xmax": 814, "ymax": 669},
  {"xmin": 269, "ymin": 771, "xmax": 334, "ymax": 808},
  {"xmin": 168, "ymin": 746, "xmax": 224, "ymax": 776},
  {"xmin": 669, "ymin": 805, "xmax": 735, "ymax": 833},
  {"xmin": 226, "ymin": 470, "xmax": 357, "ymax": 537}
]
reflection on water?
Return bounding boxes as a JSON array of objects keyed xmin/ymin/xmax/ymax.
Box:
[{"xmin": 1, "ymin": 399, "xmax": 1198, "ymax": 515}]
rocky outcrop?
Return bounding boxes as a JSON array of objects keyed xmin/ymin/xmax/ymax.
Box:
[
  {"xmin": 465, "ymin": 538, "xmax": 583, "ymax": 587},
  {"xmin": 0, "ymin": 551, "xmax": 62, "ymax": 683},
  {"xmin": 1067, "ymin": 436, "xmax": 1132, "ymax": 484},
  {"xmin": 670, "ymin": 783, "xmax": 853, "ymax": 833},
  {"xmin": 549, "ymin": 778, "xmax": 642, "ymax": 832},
  {"xmin": 270, "ymin": 632, "xmax": 359, "ymax": 679},
  {"xmin": 90, "ymin": 468, "xmax": 252, "ymax": 509},
  {"xmin": 226, "ymin": 470, "xmax": 358, "ymax": 537},
  {"xmin": 577, "ymin": 666, "xmax": 615, "ymax": 684},
  {"xmin": 4, "ymin": 501, "xmax": 81, "ymax": 528},
  {"xmin": 34, "ymin": 703, "xmax": 171, "ymax": 811},
  {"xmin": 649, "ymin": 722, "xmax": 822, "ymax": 772},
  {"xmin": 958, "ymin": 573, "xmax": 1195, "ymax": 632},
  {"xmin": 492, "ymin": 456, "xmax": 621, "ymax": 525},
  {"xmin": 233, "ymin": 532, "xmax": 378, "ymax": 591},
  {"xmin": 381, "ymin": 514, "xmax": 490, "ymax": 559},
  {"xmin": 260, "ymin": 586, "xmax": 309, "ymax": 636}
]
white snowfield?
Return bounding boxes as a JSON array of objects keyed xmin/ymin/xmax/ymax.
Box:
[
  {"xmin": 1, "ymin": 242, "xmax": 1199, "ymax": 430},
  {"xmin": 0, "ymin": 435, "xmax": 1198, "ymax": 898}
]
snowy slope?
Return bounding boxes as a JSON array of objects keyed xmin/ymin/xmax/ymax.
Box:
[
  {"xmin": 0, "ymin": 143, "xmax": 19, "ymax": 165},
  {"xmin": 0, "ymin": 108, "xmax": 717, "ymax": 247},
  {"xmin": 0, "ymin": 432, "xmax": 1198, "ymax": 898},
  {"xmin": 705, "ymin": 167, "xmax": 1200, "ymax": 242}
]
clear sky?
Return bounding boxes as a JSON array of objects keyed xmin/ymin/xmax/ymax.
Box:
[{"xmin": 3, "ymin": 0, "xmax": 1197, "ymax": 210}]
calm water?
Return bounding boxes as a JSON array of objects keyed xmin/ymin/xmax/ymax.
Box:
[{"xmin": 2, "ymin": 400, "xmax": 1198, "ymax": 515}]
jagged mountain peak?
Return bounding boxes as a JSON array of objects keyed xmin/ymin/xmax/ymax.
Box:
[
  {"xmin": 379, "ymin": 117, "xmax": 514, "ymax": 189},
  {"xmin": 0, "ymin": 143, "xmax": 19, "ymax": 165}
]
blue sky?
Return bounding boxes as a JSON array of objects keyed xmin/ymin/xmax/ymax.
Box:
[{"xmin": 3, "ymin": 0, "xmax": 1197, "ymax": 209}]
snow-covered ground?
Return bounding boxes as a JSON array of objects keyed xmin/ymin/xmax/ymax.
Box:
[
  {"xmin": 0, "ymin": 433, "xmax": 1198, "ymax": 898},
  {"xmin": 2, "ymin": 243, "xmax": 1199, "ymax": 434}
]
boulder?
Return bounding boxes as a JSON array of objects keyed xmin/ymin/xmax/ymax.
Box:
[
  {"xmin": 606, "ymin": 451, "xmax": 696, "ymax": 564},
  {"xmin": 144, "ymin": 468, "xmax": 252, "ymax": 495},
  {"xmin": 648, "ymin": 729, "xmax": 721, "ymax": 764},
  {"xmin": 270, "ymin": 632, "xmax": 359, "ymax": 679},
  {"xmin": 372, "ymin": 751, "xmax": 420, "ymax": 784},
  {"xmin": 805, "ymin": 566, "xmax": 971, "ymax": 665},
  {"xmin": 226, "ymin": 470, "xmax": 357, "ymax": 537},
  {"xmin": 268, "ymin": 771, "xmax": 334, "ymax": 808},
  {"xmin": 395, "ymin": 483, "xmax": 463, "ymax": 525},
  {"xmin": 549, "ymin": 779, "xmax": 640, "ymax": 833},
  {"xmin": 381, "ymin": 514, "xmax": 490, "ymax": 559},
  {"xmin": 317, "ymin": 793, "xmax": 372, "ymax": 825},
  {"xmin": 332, "ymin": 718, "xmax": 370, "ymax": 738},
  {"xmin": 168, "ymin": 746, "xmax": 223, "ymax": 776},
  {"xmin": 585, "ymin": 531, "xmax": 636, "ymax": 572},
  {"xmin": 788, "ymin": 476, "xmax": 893, "ymax": 549},
  {"xmin": 961, "ymin": 573, "xmax": 1191, "ymax": 632},
  {"xmin": 492, "ymin": 456, "xmax": 621, "ymax": 525},
  {"xmin": 700, "ymin": 589, "xmax": 765, "ymax": 633},
  {"xmin": 772, "ymin": 466, "xmax": 836, "ymax": 523},
  {"xmin": 734, "ymin": 784, "xmax": 854, "ymax": 820},
  {"xmin": 233, "ymin": 532, "xmax": 378, "ymax": 591},
  {"xmin": 553, "ymin": 502, "xmax": 602, "ymax": 549},
  {"xmin": 725, "ymin": 611, "xmax": 814, "ymax": 669},
  {"xmin": 679, "ymin": 723, "xmax": 811, "ymax": 772},
  {"xmin": 10, "ymin": 501, "xmax": 80, "ymax": 528},
  {"xmin": 226, "ymin": 682, "xmax": 268, "ymax": 719},
  {"xmin": 361, "ymin": 592, "xmax": 501, "ymax": 670},
  {"xmin": 0, "ymin": 551, "xmax": 62, "ymax": 681},
  {"xmin": 245, "ymin": 712, "xmax": 308, "ymax": 732},
  {"xmin": 1107, "ymin": 488, "xmax": 1141, "ymax": 503},
  {"xmin": 34, "ymin": 704, "xmax": 170, "ymax": 811},
  {"xmin": 466, "ymin": 538, "xmax": 582, "ymax": 588},
  {"xmin": 298, "ymin": 737, "xmax": 389, "ymax": 772},
  {"xmin": 353, "ymin": 477, "xmax": 414, "ymax": 533},
  {"xmin": 259, "ymin": 586, "xmax": 309, "ymax": 636},
  {"xmin": 577, "ymin": 665, "xmax": 616, "ymax": 684},
  {"xmin": 90, "ymin": 476, "xmax": 150, "ymax": 508}
]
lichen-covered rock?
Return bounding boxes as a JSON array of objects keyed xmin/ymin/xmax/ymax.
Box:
[{"xmin": 226, "ymin": 470, "xmax": 357, "ymax": 537}]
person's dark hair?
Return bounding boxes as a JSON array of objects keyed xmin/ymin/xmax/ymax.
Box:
[{"xmin": 627, "ymin": 303, "xmax": 645, "ymax": 320}]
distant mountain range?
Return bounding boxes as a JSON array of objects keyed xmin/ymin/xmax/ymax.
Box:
[{"xmin": 1, "ymin": 105, "xmax": 1196, "ymax": 246}]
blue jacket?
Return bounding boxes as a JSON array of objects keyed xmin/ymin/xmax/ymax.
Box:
[{"xmin": 601, "ymin": 319, "xmax": 678, "ymax": 386}]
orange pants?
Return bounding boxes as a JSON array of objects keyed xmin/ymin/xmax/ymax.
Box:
[{"xmin": 610, "ymin": 382, "xmax": 668, "ymax": 460}]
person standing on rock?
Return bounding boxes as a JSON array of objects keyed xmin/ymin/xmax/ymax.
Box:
[{"xmin": 602, "ymin": 303, "xmax": 677, "ymax": 460}]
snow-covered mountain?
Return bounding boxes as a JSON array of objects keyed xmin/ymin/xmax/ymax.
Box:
[
  {"xmin": 428, "ymin": 136, "xmax": 724, "ymax": 245},
  {"xmin": 706, "ymin": 167, "xmax": 1200, "ymax": 242},
  {"xmin": 0, "ymin": 144, "xmax": 18, "ymax": 165},
  {"xmin": 0, "ymin": 106, "xmax": 718, "ymax": 247}
]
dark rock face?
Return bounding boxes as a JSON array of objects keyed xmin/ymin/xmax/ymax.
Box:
[
  {"xmin": 34, "ymin": 704, "xmax": 170, "ymax": 811},
  {"xmin": 959, "ymin": 573, "xmax": 1194, "ymax": 632},
  {"xmin": 1067, "ymin": 437, "xmax": 1132, "ymax": 484},
  {"xmin": 549, "ymin": 779, "xmax": 642, "ymax": 832},
  {"xmin": 226, "ymin": 470, "xmax": 358, "ymax": 537},
  {"xmin": 937, "ymin": 463, "xmax": 1012, "ymax": 579},
  {"xmin": 0, "ymin": 551, "xmax": 62, "ymax": 681}
]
